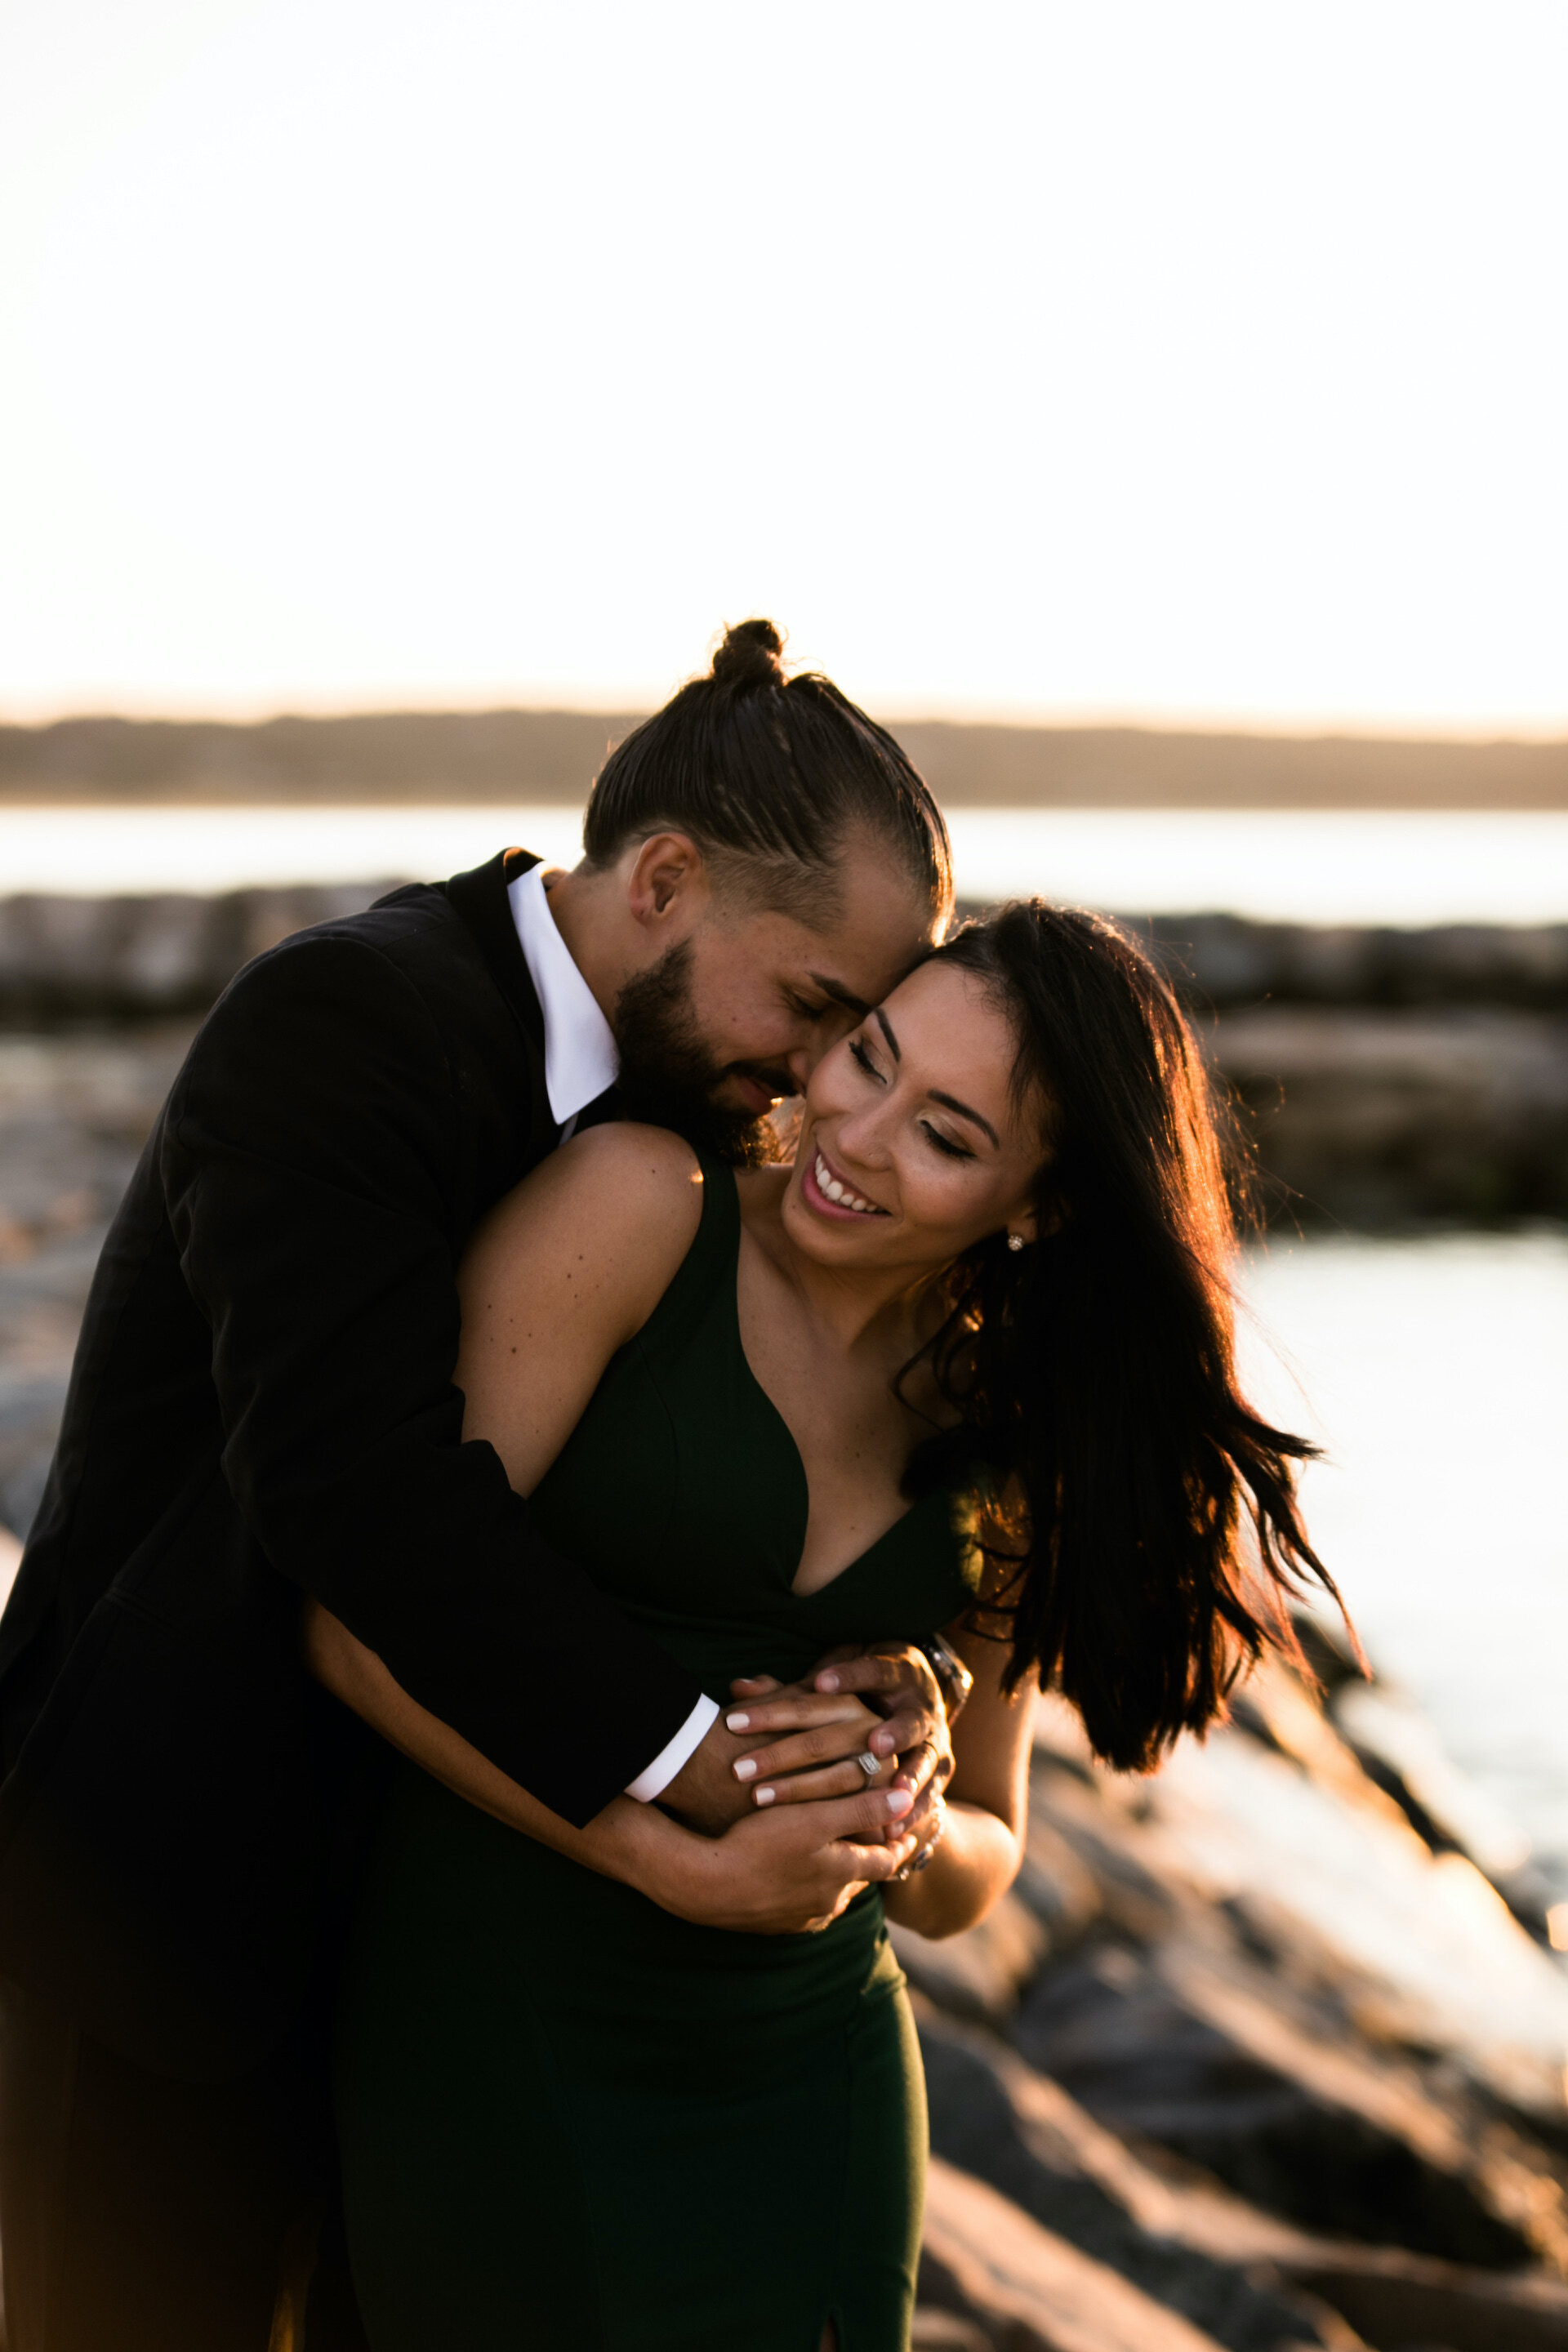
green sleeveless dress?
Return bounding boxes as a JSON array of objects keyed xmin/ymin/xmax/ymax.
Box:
[{"xmin": 333, "ymin": 1151, "xmax": 977, "ymax": 2352}]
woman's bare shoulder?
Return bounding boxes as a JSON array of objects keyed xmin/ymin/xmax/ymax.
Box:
[
  {"xmin": 545, "ymin": 1124, "xmax": 705, "ymax": 1232},
  {"xmin": 461, "ymin": 1121, "xmax": 706, "ymax": 1342}
]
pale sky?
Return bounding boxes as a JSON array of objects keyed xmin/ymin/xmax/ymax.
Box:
[{"xmin": 2, "ymin": 0, "xmax": 1565, "ymax": 729}]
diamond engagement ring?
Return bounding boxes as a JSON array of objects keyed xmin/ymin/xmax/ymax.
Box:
[{"xmin": 855, "ymin": 1750, "xmax": 880, "ymax": 1780}]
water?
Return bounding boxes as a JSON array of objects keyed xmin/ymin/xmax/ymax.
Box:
[
  {"xmin": 2, "ymin": 804, "xmax": 1568, "ymax": 922},
  {"xmin": 1241, "ymin": 1229, "xmax": 1568, "ymax": 1892}
]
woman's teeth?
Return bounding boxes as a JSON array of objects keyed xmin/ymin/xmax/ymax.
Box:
[{"xmin": 814, "ymin": 1152, "xmax": 880, "ymax": 1214}]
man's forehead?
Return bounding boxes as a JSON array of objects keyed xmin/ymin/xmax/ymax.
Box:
[{"xmin": 765, "ymin": 886, "xmax": 937, "ymax": 1000}]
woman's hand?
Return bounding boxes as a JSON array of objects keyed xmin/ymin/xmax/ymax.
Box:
[
  {"xmin": 657, "ymin": 1785, "xmax": 922, "ymax": 1936},
  {"xmin": 724, "ymin": 1648, "xmax": 955, "ymax": 1833},
  {"xmin": 885, "ymin": 1770, "xmax": 949, "ymax": 1880},
  {"xmin": 659, "ymin": 1642, "xmax": 951, "ymax": 1834},
  {"xmin": 880, "ymin": 1625, "xmax": 1033, "ymax": 1940}
]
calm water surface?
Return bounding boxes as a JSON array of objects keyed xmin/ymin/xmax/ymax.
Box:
[
  {"xmin": 1241, "ymin": 1229, "xmax": 1568, "ymax": 1891},
  {"xmin": 3, "ymin": 805, "xmax": 1568, "ymax": 923}
]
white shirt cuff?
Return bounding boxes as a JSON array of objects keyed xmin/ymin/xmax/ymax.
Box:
[{"xmin": 623, "ymin": 1694, "xmax": 721, "ymax": 1803}]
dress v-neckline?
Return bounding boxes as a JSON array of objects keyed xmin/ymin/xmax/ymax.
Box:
[{"xmin": 724, "ymin": 1214, "xmax": 941, "ymax": 1603}]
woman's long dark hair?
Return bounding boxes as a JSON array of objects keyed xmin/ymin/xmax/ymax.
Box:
[{"xmin": 908, "ymin": 901, "xmax": 1343, "ymax": 1772}]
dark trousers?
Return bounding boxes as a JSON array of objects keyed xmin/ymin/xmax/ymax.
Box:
[{"xmin": 0, "ymin": 1976, "xmax": 368, "ymax": 2352}]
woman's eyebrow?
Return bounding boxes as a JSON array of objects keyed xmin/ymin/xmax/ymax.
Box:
[
  {"xmin": 871, "ymin": 1009, "xmax": 996, "ymax": 1142},
  {"xmin": 929, "ymin": 1089, "xmax": 1000, "ymax": 1147}
]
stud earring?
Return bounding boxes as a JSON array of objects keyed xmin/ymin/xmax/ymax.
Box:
[{"xmin": 1007, "ymin": 1232, "xmax": 1025, "ymax": 1253}]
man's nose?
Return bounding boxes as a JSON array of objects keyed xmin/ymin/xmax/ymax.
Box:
[{"xmin": 784, "ymin": 1040, "xmax": 818, "ymax": 1093}]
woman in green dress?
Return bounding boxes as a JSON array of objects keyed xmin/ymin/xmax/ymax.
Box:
[{"xmin": 308, "ymin": 901, "xmax": 1330, "ymax": 2352}]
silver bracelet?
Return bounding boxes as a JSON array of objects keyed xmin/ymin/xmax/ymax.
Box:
[{"xmin": 917, "ymin": 1633, "xmax": 973, "ymax": 1724}]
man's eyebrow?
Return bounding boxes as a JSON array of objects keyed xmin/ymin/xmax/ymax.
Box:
[
  {"xmin": 809, "ymin": 971, "xmax": 871, "ymax": 1018},
  {"xmin": 873, "ymin": 1007, "xmax": 901, "ymax": 1058},
  {"xmin": 929, "ymin": 1089, "xmax": 1000, "ymax": 1147}
]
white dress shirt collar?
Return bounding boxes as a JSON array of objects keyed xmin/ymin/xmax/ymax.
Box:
[{"xmin": 506, "ymin": 862, "xmax": 619, "ymax": 1126}]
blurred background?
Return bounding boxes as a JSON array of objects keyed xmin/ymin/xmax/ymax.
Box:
[{"xmin": 3, "ymin": 5, "xmax": 1568, "ymax": 2343}]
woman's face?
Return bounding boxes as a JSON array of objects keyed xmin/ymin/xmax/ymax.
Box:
[{"xmin": 783, "ymin": 958, "xmax": 1048, "ymax": 1277}]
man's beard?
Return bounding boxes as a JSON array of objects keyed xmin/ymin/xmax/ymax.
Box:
[{"xmin": 612, "ymin": 942, "xmax": 788, "ymax": 1167}]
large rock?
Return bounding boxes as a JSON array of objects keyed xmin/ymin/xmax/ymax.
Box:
[
  {"xmin": 918, "ymin": 1999, "xmax": 1568, "ymax": 2350},
  {"xmin": 1137, "ymin": 913, "xmax": 1568, "ymax": 1011},
  {"xmin": 903, "ymin": 1673, "xmax": 1568, "ymax": 2347},
  {"xmin": 1008, "ymin": 1705, "xmax": 1568, "ymax": 2270},
  {"xmin": 1009, "ymin": 1932, "xmax": 1549, "ymax": 2266},
  {"xmin": 892, "ymin": 1893, "xmax": 1054, "ymax": 2029},
  {"xmin": 1138, "ymin": 1668, "xmax": 1568, "ymax": 2123},
  {"xmin": 0, "ymin": 886, "xmax": 398, "ymax": 1018},
  {"xmin": 0, "ymin": 1023, "xmax": 199, "ymax": 1534},
  {"xmin": 916, "ymin": 2002, "xmax": 1350, "ymax": 2350},
  {"xmin": 1276, "ymin": 2250, "xmax": 1568, "ymax": 2352},
  {"xmin": 919, "ymin": 2157, "xmax": 1254, "ymax": 2352},
  {"xmin": 1213, "ymin": 1004, "xmax": 1568, "ymax": 1222}
]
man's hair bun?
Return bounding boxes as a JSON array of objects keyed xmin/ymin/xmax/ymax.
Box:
[
  {"xmin": 582, "ymin": 614, "xmax": 951, "ymax": 929},
  {"xmin": 710, "ymin": 617, "xmax": 786, "ymax": 688}
]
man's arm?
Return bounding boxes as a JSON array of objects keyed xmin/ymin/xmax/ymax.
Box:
[
  {"xmin": 162, "ymin": 928, "xmax": 702, "ymax": 1826},
  {"xmin": 303, "ymin": 1598, "xmax": 920, "ymax": 1934}
]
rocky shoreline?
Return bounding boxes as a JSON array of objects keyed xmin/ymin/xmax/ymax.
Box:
[
  {"xmin": 900, "ymin": 1648, "xmax": 1568, "ymax": 2350},
  {"xmin": 3, "ymin": 885, "xmax": 1566, "ymax": 1226}
]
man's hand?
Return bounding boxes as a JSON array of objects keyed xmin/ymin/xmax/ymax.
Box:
[{"xmin": 645, "ymin": 1783, "xmax": 921, "ymax": 1935}]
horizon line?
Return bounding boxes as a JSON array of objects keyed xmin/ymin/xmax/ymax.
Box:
[{"xmin": 5, "ymin": 701, "xmax": 1568, "ymax": 749}]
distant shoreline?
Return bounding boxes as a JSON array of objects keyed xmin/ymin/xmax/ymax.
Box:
[{"xmin": 3, "ymin": 711, "xmax": 1566, "ymax": 808}]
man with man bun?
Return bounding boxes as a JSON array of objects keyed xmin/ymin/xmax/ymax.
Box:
[{"xmin": 0, "ymin": 624, "xmax": 956, "ymax": 2350}]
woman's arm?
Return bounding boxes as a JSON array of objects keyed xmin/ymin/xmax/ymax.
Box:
[
  {"xmin": 304, "ymin": 1599, "xmax": 922, "ymax": 1935},
  {"xmin": 452, "ymin": 1120, "xmax": 707, "ymax": 1492},
  {"xmin": 879, "ymin": 1620, "xmax": 1031, "ymax": 1939}
]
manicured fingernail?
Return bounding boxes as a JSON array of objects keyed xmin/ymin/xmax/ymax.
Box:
[
  {"xmin": 726, "ymin": 1712, "xmax": 750, "ymax": 1731},
  {"xmin": 754, "ymin": 1786, "xmax": 776, "ymax": 1806},
  {"xmin": 816, "ymin": 1672, "xmax": 840, "ymax": 1692},
  {"xmin": 886, "ymin": 1788, "xmax": 914, "ymax": 1817},
  {"xmin": 870, "ymin": 1727, "xmax": 895, "ymax": 1755},
  {"xmin": 733, "ymin": 1756, "xmax": 758, "ymax": 1780}
]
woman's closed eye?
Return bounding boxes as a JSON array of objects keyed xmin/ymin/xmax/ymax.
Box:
[{"xmin": 852, "ymin": 1037, "xmax": 978, "ymax": 1158}]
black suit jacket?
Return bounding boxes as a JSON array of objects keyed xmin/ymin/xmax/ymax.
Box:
[{"xmin": 0, "ymin": 852, "xmax": 702, "ymax": 2079}]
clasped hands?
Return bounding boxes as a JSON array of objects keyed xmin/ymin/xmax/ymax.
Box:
[{"xmin": 652, "ymin": 1643, "xmax": 953, "ymax": 1936}]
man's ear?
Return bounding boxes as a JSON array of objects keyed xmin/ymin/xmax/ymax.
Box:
[{"xmin": 625, "ymin": 833, "xmax": 710, "ymax": 931}]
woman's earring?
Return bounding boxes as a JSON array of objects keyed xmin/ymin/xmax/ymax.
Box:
[{"xmin": 1007, "ymin": 1232, "xmax": 1025, "ymax": 1253}]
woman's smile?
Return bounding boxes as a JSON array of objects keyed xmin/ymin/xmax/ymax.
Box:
[{"xmin": 801, "ymin": 1142, "xmax": 889, "ymax": 1219}]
